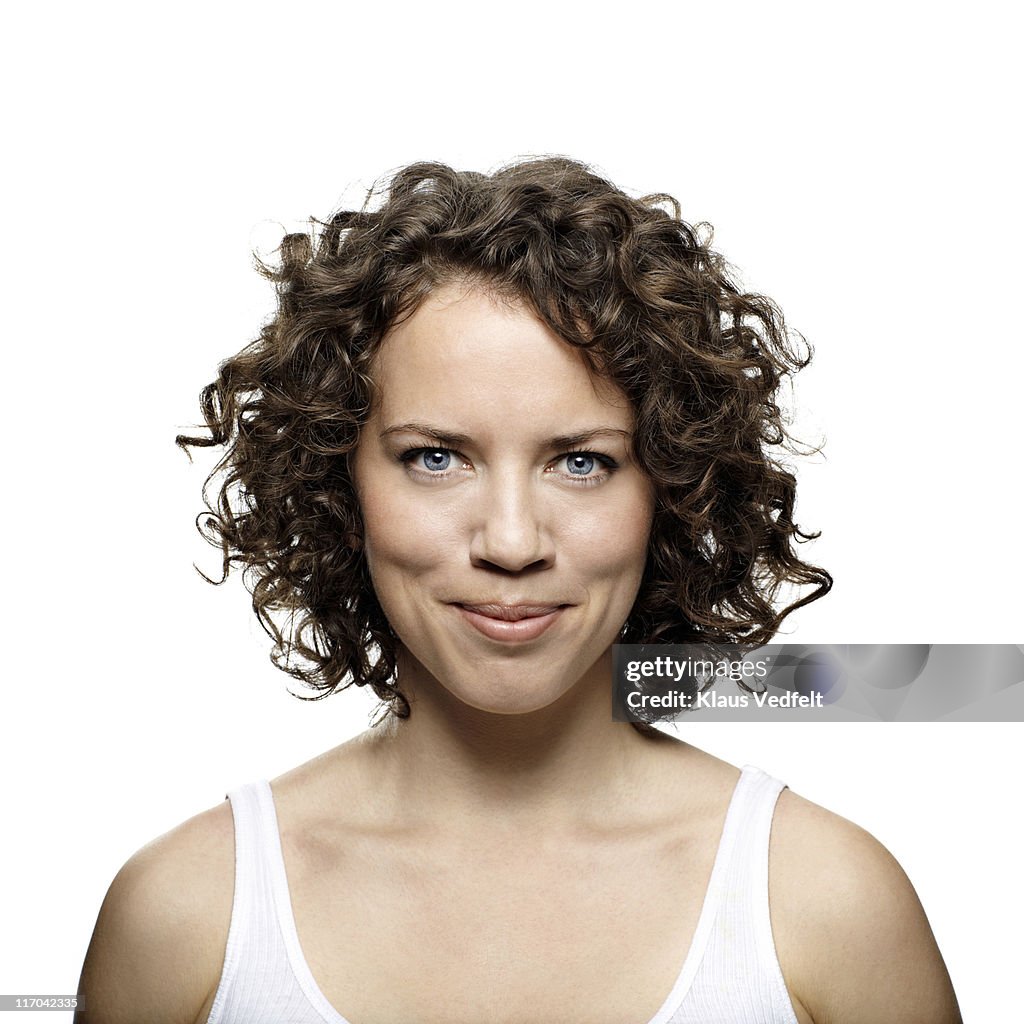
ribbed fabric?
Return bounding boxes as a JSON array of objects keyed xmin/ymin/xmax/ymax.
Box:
[
  {"xmin": 206, "ymin": 765, "xmax": 798, "ymax": 1024},
  {"xmin": 661, "ymin": 766, "xmax": 799, "ymax": 1023},
  {"xmin": 205, "ymin": 781, "xmax": 342, "ymax": 1024}
]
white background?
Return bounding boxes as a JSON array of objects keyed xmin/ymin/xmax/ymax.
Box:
[{"xmin": 2, "ymin": 2, "xmax": 1021, "ymax": 1020}]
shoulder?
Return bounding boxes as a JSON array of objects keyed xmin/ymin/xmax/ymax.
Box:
[
  {"xmin": 76, "ymin": 797, "xmax": 235, "ymax": 1024},
  {"xmin": 768, "ymin": 786, "xmax": 962, "ymax": 1024}
]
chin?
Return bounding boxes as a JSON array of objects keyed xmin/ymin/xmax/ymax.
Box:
[
  {"xmin": 458, "ymin": 690, "xmax": 568, "ymax": 717},
  {"xmin": 428, "ymin": 662, "xmax": 580, "ymax": 717}
]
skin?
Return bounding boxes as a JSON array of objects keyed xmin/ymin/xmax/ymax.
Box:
[{"xmin": 75, "ymin": 282, "xmax": 962, "ymax": 1024}]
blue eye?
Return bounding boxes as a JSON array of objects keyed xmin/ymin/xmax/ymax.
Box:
[
  {"xmin": 566, "ymin": 454, "xmax": 595, "ymax": 475},
  {"xmin": 398, "ymin": 446, "xmax": 617, "ymax": 485},
  {"xmin": 398, "ymin": 446, "xmax": 461, "ymax": 480},
  {"xmin": 417, "ymin": 449, "xmax": 451, "ymax": 472},
  {"xmin": 552, "ymin": 451, "xmax": 618, "ymax": 484}
]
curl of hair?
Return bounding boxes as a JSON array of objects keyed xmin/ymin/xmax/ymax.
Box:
[{"xmin": 176, "ymin": 156, "xmax": 832, "ymax": 720}]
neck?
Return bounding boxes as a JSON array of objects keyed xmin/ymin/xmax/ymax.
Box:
[{"xmin": 363, "ymin": 647, "xmax": 668, "ymax": 829}]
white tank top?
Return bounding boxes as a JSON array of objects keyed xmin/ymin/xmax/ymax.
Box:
[{"xmin": 205, "ymin": 765, "xmax": 799, "ymax": 1024}]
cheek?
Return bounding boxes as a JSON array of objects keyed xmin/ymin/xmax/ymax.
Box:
[
  {"xmin": 553, "ymin": 496, "xmax": 651, "ymax": 650},
  {"xmin": 598, "ymin": 519, "xmax": 651, "ymax": 585},
  {"xmin": 562, "ymin": 487, "xmax": 654, "ymax": 587},
  {"xmin": 357, "ymin": 485, "xmax": 457, "ymax": 592}
]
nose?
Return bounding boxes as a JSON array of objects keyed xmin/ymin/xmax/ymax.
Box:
[{"xmin": 469, "ymin": 472, "xmax": 555, "ymax": 573}]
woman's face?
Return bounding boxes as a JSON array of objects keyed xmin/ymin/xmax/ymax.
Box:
[{"xmin": 351, "ymin": 280, "xmax": 656, "ymax": 715}]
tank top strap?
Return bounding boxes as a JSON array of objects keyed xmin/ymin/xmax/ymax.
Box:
[
  {"xmin": 206, "ymin": 780, "xmax": 333, "ymax": 1024},
  {"xmin": 672, "ymin": 764, "xmax": 797, "ymax": 1022},
  {"xmin": 725, "ymin": 766, "xmax": 788, "ymax": 942}
]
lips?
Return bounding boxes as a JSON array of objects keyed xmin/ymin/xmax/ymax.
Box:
[
  {"xmin": 457, "ymin": 603, "xmax": 564, "ymax": 621},
  {"xmin": 452, "ymin": 602, "xmax": 568, "ymax": 642}
]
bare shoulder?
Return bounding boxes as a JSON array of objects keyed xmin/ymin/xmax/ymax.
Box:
[
  {"xmin": 75, "ymin": 797, "xmax": 235, "ymax": 1024},
  {"xmin": 769, "ymin": 788, "xmax": 962, "ymax": 1024}
]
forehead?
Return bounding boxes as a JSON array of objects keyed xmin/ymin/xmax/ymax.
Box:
[{"xmin": 369, "ymin": 282, "xmax": 632, "ymax": 431}]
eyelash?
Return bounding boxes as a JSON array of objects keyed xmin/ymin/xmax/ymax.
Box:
[{"xmin": 398, "ymin": 447, "xmax": 619, "ymax": 486}]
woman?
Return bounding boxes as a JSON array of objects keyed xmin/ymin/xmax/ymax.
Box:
[{"xmin": 76, "ymin": 158, "xmax": 961, "ymax": 1023}]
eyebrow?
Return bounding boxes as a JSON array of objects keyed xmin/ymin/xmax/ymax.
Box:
[{"xmin": 379, "ymin": 421, "xmax": 631, "ymax": 450}]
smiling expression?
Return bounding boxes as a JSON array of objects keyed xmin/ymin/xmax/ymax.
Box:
[{"xmin": 350, "ymin": 280, "xmax": 656, "ymax": 715}]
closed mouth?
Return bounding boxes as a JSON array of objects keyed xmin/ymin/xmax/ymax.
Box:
[{"xmin": 454, "ymin": 603, "xmax": 568, "ymax": 621}]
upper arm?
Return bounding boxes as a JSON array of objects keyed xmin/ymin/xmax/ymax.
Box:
[
  {"xmin": 770, "ymin": 790, "xmax": 963, "ymax": 1024},
  {"xmin": 75, "ymin": 801, "xmax": 235, "ymax": 1024}
]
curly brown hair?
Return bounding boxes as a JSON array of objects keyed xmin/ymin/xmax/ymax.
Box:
[{"xmin": 176, "ymin": 156, "xmax": 831, "ymax": 718}]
